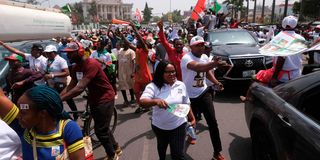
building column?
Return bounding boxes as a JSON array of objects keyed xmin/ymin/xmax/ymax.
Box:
[{"xmin": 112, "ymin": 5, "xmax": 115, "ymax": 19}]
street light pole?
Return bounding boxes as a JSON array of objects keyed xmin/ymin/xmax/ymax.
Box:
[{"xmin": 271, "ymin": 0, "xmax": 276, "ymax": 23}]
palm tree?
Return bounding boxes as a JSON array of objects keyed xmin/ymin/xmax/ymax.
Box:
[
  {"xmin": 253, "ymin": 0, "xmax": 257, "ymax": 23},
  {"xmin": 223, "ymin": 0, "xmax": 245, "ymax": 19},
  {"xmin": 271, "ymin": 0, "xmax": 276, "ymax": 23},
  {"xmin": 261, "ymin": 0, "xmax": 266, "ymax": 23}
]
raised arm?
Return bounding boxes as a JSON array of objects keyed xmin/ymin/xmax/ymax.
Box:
[
  {"xmin": 130, "ymin": 22, "xmax": 148, "ymax": 51},
  {"xmin": 157, "ymin": 20, "xmax": 175, "ymax": 54},
  {"xmin": 0, "ymin": 40, "xmax": 26, "ymax": 58},
  {"xmin": 120, "ymin": 32, "xmax": 137, "ymax": 51}
]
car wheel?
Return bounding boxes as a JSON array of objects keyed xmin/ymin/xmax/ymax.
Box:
[{"xmin": 251, "ymin": 124, "xmax": 277, "ymax": 160}]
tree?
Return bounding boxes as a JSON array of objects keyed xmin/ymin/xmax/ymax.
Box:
[
  {"xmin": 26, "ymin": 0, "xmax": 38, "ymax": 5},
  {"xmin": 292, "ymin": 1, "xmax": 300, "ymax": 15},
  {"xmin": 72, "ymin": 2, "xmax": 84, "ymax": 24},
  {"xmin": 223, "ymin": 0, "xmax": 245, "ymax": 19},
  {"xmin": 161, "ymin": 10, "xmax": 183, "ymax": 23},
  {"xmin": 142, "ymin": 2, "xmax": 153, "ymax": 24},
  {"xmin": 152, "ymin": 16, "xmax": 161, "ymax": 22},
  {"xmin": 88, "ymin": 0, "xmax": 98, "ymax": 23}
]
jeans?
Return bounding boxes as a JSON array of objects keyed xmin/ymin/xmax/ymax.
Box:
[
  {"xmin": 90, "ymin": 100, "xmax": 118, "ymax": 157},
  {"xmin": 190, "ymin": 89, "xmax": 222, "ymax": 154},
  {"xmin": 152, "ymin": 123, "xmax": 187, "ymax": 160}
]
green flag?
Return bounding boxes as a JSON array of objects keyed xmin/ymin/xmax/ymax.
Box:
[
  {"xmin": 61, "ymin": 4, "xmax": 72, "ymax": 14},
  {"xmin": 210, "ymin": 1, "xmax": 222, "ymax": 13}
]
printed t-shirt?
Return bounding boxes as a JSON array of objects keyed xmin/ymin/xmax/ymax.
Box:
[
  {"xmin": 181, "ymin": 52, "xmax": 209, "ymax": 98},
  {"xmin": 72, "ymin": 58, "xmax": 115, "ymax": 106}
]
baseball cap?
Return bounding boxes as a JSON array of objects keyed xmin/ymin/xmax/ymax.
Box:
[
  {"xmin": 315, "ymin": 25, "xmax": 320, "ymax": 29},
  {"xmin": 32, "ymin": 43, "xmax": 44, "ymax": 50},
  {"xmin": 146, "ymin": 36, "xmax": 155, "ymax": 45},
  {"xmin": 44, "ymin": 45, "xmax": 58, "ymax": 52},
  {"xmin": 190, "ymin": 36, "xmax": 205, "ymax": 46},
  {"xmin": 282, "ymin": 16, "xmax": 298, "ymax": 29},
  {"xmin": 4, "ymin": 54, "xmax": 23, "ymax": 62},
  {"xmin": 62, "ymin": 42, "xmax": 80, "ymax": 52},
  {"xmin": 204, "ymin": 42, "xmax": 212, "ymax": 48}
]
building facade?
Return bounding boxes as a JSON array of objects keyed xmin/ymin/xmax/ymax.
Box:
[{"xmin": 82, "ymin": 0, "xmax": 133, "ymax": 22}]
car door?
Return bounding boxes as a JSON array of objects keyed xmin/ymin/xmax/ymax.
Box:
[{"xmin": 276, "ymin": 85, "xmax": 320, "ymax": 160}]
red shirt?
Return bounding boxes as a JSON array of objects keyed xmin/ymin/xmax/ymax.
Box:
[
  {"xmin": 158, "ymin": 30, "xmax": 186, "ymax": 81},
  {"xmin": 72, "ymin": 58, "xmax": 115, "ymax": 105},
  {"xmin": 134, "ymin": 48, "xmax": 153, "ymax": 84}
]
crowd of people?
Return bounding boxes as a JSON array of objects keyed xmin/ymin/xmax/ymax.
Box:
[{"xmin": 0, "ymin": 8, "xmax": 320, "ymax": 160}]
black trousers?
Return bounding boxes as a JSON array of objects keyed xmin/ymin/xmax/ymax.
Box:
[
  {"xmin": 152, "ymin": 123, "xmax": 187, "ymax": 160},
  {"xmin": 91, "ymin": 100, "xmax": 118, "ymax": 157},
  {"xmin": 190, "ymin": 89, "xmax": 222, "ymax": 154}
]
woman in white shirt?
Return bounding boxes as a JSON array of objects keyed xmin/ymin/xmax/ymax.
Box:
[
  {"xmin": 140, "ymin": 60, "xmax": 195, "ymax": 160},
  {"xmin": 43, "ymin": 45, "xmax": 78, "ymax": 120}
]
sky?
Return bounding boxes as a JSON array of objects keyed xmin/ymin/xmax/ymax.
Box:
[{"xmin": 37, "ymin": 0, "xmax": 299, "ymax": 16}]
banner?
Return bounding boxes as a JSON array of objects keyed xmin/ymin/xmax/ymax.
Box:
[
  {"xmin": 210, "ymin": 0, "xmax": 222, "ymax": 13},
  {"xmin": 191, "ymin": 0, "xmax": 206, "ymax": 21},
  {"xmin": 167, "ymin": 104, "xmax": 190, "ymax": 118},
  {"xmin": 259, "ymin": 31, "xmax": 308, "ymax": 56},
  {"xmin": 306, "ymin": 42, "xmax": 320, "ymax": 52},
  {"xmin": 61, "ymin": 4, "xmax": 72, "ymax": 15},
  {"xmin": 135, "ymin": 8, "xmax": 142, "ymax": 23},
  {"xmin": 111, "ymin": 19, "xmax": 130, "ymax": 25}
]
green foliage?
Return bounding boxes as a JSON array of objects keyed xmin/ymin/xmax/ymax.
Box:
[
  {"xmin": 161, "ymin": 10, "xmax": 183, "ymax": 23},
  {"xmin": 72, "ymin": 2, "xmax": 84, "ymax": 24},
  {"xmin": 292, "ymin": 2, "xmax": 300, "ymax": 14},
  {"xmin": 142, "ymin": 2, "xmax": 153, "ymax": 24},
  {"xmin": 26, "ymin": 0, "xmax": 38, "ymax": 5},
  {"xmin": 153, "ymin": 16, "xmax": 161, "ymax": 22},
  {"xmin": 88, "ymin": 0, "xmax": 98, "ymax": 17}
]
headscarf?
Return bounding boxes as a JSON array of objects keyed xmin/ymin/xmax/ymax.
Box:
[{"xmin": 25, "ymin": 86, "xmax": 70, "ymax": 120}]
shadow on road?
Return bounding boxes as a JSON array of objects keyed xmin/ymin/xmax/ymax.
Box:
[
  {"xmin": 121, "ymin": 129, "xmax": 155, "ymax": 150},
  {"xmin": 228, "ymin": 132, "xmax": 253, "ymax": 160}
]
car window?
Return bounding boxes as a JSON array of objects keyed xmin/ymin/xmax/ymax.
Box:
[
  {"xmin": 209, "ymin": 31, "xmax": 257, "ymax": 46},
  {"xmin": 298, "ymin": 85, "xmax": 320, "ymax": 123}
]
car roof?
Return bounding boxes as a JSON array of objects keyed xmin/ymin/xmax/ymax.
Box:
[
  {"xmin": 209, "ymin": 28, "xmax": 248, "ymax": 33},
  {"xmin": 274, "ymin": 71, "xmax": 320, "ymax": 100}
]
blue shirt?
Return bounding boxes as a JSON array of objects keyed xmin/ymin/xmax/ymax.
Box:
[{"xmin": 4, "ymin": 105, "xmax": 84, "ymax": 160}]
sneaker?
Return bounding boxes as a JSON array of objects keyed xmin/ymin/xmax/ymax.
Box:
[
  {"xmin": 129, "ymin": 99, "xmax": 136, "ymax": 104},
  {"xmin": 123, "ymin": 101, "xmax": 130, "ymax": 106},
  {"xmin": 104, "ymin": 154, "xmax": 119, "ymax": 160},
  {"xmin": 115, "ymin": 146, "xmax": 123, "ymax": 156},
  {"xmin": 134, "ymin": 107, "xmax": 144, "ymax": 114},
  {"xmin": 187, "ymin": 135, "xmax": 196, "ymax": 145},
  {"xmin": 212, "ymin": 153, "xmax": 225, "ymax": 160}
]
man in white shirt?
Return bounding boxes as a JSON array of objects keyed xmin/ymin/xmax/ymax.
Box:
[
  {"xmin": 180, "ymin": 36, "xmax": 225, "ymax": 160},
  {"xmin": 0, "ymin": 41, "xmax": 47, "ymax": 85}
]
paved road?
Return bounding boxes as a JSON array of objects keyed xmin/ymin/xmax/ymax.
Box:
[{"xmin": 70, "ymin": 86, "xmax": 253, "ymax": 160}]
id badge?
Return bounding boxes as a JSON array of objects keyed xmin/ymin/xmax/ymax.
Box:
[{"xmin": 51, "ymin": 146, "xmax": 60, "ymax": 156}]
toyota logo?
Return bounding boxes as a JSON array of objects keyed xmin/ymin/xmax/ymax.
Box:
[{"xmin": 244, "ymin": 60, "xmax": 254, "ymax": 67}]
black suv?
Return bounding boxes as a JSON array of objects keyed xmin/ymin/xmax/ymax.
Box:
[{"xmin": 207, "ymin": 29, "xmax": 272, "ymax": 83}]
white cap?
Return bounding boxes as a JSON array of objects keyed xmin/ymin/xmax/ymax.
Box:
[
  {"xmin": 146, "ymin": 36, "xmax": 155, "ymax": 45},
  {"xmin": 44, "ymin": 45, "xmax": 58, "ymax": 52},
  {"xmin": 282, "ymin": 16, "xmax": 298, "ymax": 29},
  {"xmin": 316, "ymin": 25, "xmax": 320, "ymax": 29},
  {"xmin": 190, "ymin": 36, "xmax": 205, "ymax": 46}
]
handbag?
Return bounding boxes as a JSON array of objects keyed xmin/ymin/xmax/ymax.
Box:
[
  {"xmin": 255, "ymin": 68, "xmax": 275, "ymax": 84},
  {"xmin": 32, "ymin": 120, "xmax": 94, "ymax": 160},
  {"xmin": 55, "ymin": 136, "xmax": 94, "ymax": 160}
]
